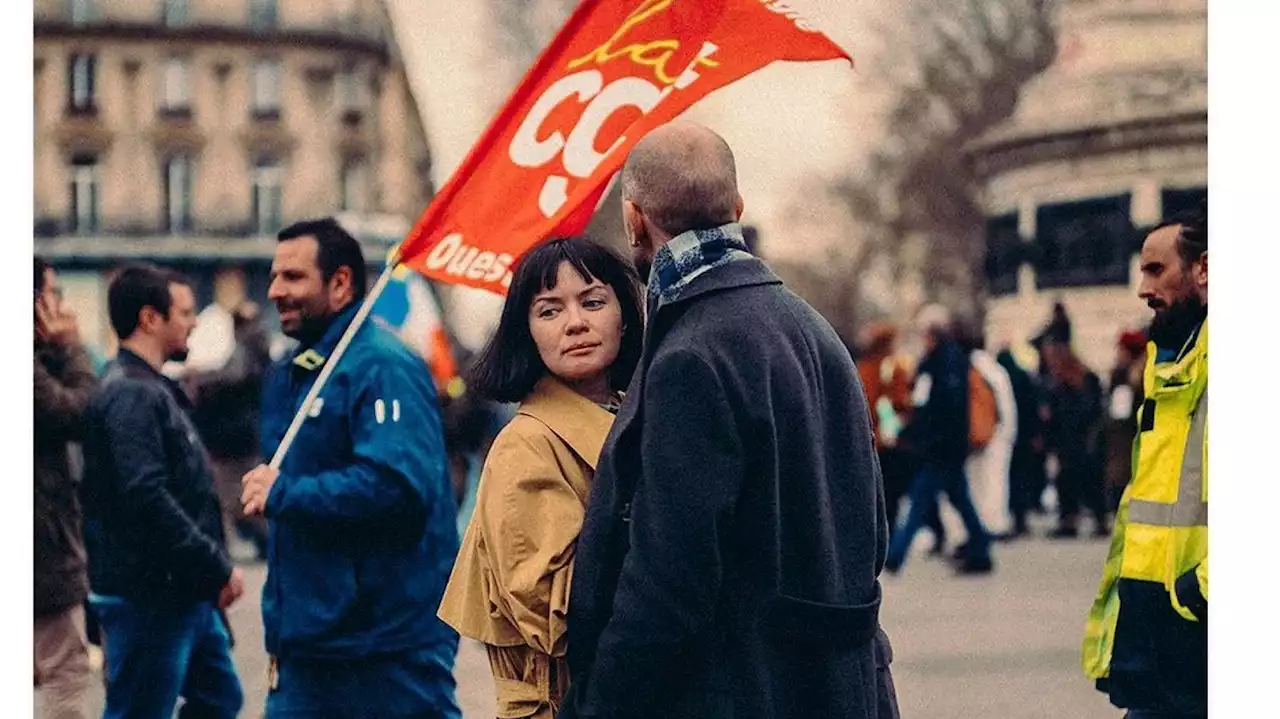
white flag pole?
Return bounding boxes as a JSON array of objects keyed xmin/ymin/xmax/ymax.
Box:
[{"xmin": 268, "ymin": 252, "xmax": 401, "ymax": 470}]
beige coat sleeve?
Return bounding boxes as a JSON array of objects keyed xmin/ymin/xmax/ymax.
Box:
[{"xmin": 476, "ymin": 429, "xmax": 585, "ymax": 657}]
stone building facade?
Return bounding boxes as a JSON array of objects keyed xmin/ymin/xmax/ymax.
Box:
[
  {"xmin": 33, "ymin": 0, "xmax": 434, "ymax": 353},
  {"xmin": 968, "ymin": 0, "xmax": 1206, "ymax": 373}
]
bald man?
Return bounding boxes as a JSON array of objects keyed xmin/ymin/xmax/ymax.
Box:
[{"xmin": 561, "ymin": 122, "xmax": 900, "ymax": 719}]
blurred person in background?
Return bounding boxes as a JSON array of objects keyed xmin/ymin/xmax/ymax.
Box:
[
  {"xmin": 81, "ymin": 264, "xmax": 244, "ymax": 719},
  {"xmin": 34, "ymin": 258, "xmax": 96, "ymax": 719},
  {"xmin": 1042, "ymin": 339, "xmax": 1110, "ymax": 539},
  {"xmin": 886, "ymin": 304, "xmax": 993, "ymax": 575},
  {"xmin": 186, "ymin": 301, "xmax": 272, "ymax": 560},
  {"xmin": 1104, "ymin": 330, "xmax": 1148, "ymax": 511},
  {"xmin": 1084, "ymin": 205, "xmax": 1208, "ymax": 719},
  {"xmin": 1041, "ymin": 300, "xmax": 1073, "ymax": 347},
  {"xmin": 856, "ymin": 323, "xmax": 945, "ymax": 553},
  {"xmin": 996, "ymin": 346, "xmax": 1048, "ymax": 538},
  {"xmin": 956, "ymin": 321, "xmax": 1018, "ymax": 542},
  {"xmin": 439, "ymin": 237, "xmax": 643, "ymax": 719}
]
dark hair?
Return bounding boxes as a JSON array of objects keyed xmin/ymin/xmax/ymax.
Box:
[
  {"xmin": 468, "ymin": 237, "xmax": 644, "ymax": 403},
  {"xmin": 1150, "ymin": 202, "xmax": 1207, "ymax": 268},
  {"xmin": 953, "ymin": 317, "xmax": 985, "ymax": 353},
  {"xmin": 108, "ymin": 264, "xmax": 190, "ymax": 340},
  {"xmin": 278, "ymin": 217, "xmax": 368, "ymax": 300},
  {"xmin": 34, "ymin": 257, "xmax": 50, "ymax": 294}
]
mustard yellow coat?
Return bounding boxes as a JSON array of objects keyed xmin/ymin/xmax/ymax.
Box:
[{"xmin": 438, "ymin": 377, "xmax": 614, "ymax": 719}]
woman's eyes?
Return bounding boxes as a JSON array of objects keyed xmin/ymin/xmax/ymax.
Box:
[{"xmin": 535, "ymin": 297, "xmax": 607, "ymax": 318}]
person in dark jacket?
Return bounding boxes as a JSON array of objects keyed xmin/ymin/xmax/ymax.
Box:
[
  {"xmin": 187, "ymin": 301, "xmax": 272, "ymax": 558},
  {"xmin": 1103, "ymin": 331, "xmax": 1147, "ymax": 512},
  {"xmin": 886, "ymin": 304, "xmax": 994, "ymax": 575},
  {"xmin": 1043, "ymin": 339, "xmax": 1111, "ymax": 538},
  {"xmin": 855, "ymin": 324, "xmax": 945, "ymax": 553},
  {"xmin": 33, "ymin": 258, "xmax": 96, "ymax": 719},
  {"xmin": 996, "ymin": 347, "xmax": 1050, "ymax": 537},
  {"xmin": 560, "ymin": 122, "xmax": 898, "ymax": 719},
  {"xmin": 81, "ymin": 264, "xmax": 244, "ymax": 719},
  {"xmin": 240, "ymin": 219, "xmax": 460, "ymax": 718}
]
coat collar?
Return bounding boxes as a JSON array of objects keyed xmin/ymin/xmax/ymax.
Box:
[
  {"xmin": 517, "ymin": 376, "xmax": 615, "ymax": 470},
  {"xmin": 113, "ymin": 348, "xmax": 189, "ymax": 405},
  {"xmin": 291, "ymin": 302, "xmax": 360, "ymax": 373},
  {"xmin": 1150, "ymin": 319, "xmax": 1208, "ymax": 391}
]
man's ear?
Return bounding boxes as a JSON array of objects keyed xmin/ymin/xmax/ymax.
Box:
[
  {"xmin": 1194, "ymin": 251, "xmax": 1207, "ymax": 289},
  {"xmin": 328, "ymin": 265, "xmax": 354, "ymax": 308},
  {"xmin": 137, "ymin": 306, "xmax": 161, "ymax": 333},
  {"xmin": 623, "ymin": 200, "xmax": 647, "ymax": 248},
  {"xmin": 734, "ymin": 193, "xmax": 744, "ymax": 221}
]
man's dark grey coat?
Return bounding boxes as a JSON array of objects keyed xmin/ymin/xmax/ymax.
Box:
[{"xmin": 563, "ymin": 258, "xmax": 900, "ymax": 719}]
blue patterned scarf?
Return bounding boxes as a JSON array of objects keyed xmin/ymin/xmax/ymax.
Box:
[{"xmin": 647, "ymin": 222, "xmax": 753, "ymax": 310}]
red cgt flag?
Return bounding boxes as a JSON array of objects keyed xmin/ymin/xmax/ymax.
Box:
[{"xmin": 398, "ymin": 0, "xmax": 851, "ymax": 294}]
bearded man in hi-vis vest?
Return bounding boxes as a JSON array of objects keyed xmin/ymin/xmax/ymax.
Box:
[{"xmin": 1083, "ymin": 203, "xmax": 1208, "ymax": 719}]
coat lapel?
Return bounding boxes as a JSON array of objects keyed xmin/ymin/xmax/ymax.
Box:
[{"xmin": 517, "ymin": 377, "xmax": 615, "ymax": 470}]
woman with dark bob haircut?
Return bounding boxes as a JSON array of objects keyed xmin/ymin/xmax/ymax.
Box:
[{"xmin": 438, "ymin": 237, "xmax": 642, "ymax": 718}]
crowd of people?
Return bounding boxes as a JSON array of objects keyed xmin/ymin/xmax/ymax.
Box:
[
  {"xmin": 33, "ymin": 120, "xmax": 1207, "ymax": 719},
  {"xmin": 848, "ymin": 298, "xmax": 1153, "ymax": 579}
]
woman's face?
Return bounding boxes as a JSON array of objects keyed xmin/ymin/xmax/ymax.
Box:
[{"xmin": 528, "ymin": 261, "xmax": 624, "ymax": 386}]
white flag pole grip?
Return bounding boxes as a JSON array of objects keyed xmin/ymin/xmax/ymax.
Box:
[{"xmin": 268, "ymin": 257, "xmax": 400, "ymax": 470}]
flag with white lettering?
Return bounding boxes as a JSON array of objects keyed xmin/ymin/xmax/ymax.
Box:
[{"xmin": 398, "ymin": 0, "xmax": 850, "ymax": 294}]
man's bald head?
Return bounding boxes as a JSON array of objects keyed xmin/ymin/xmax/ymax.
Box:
[{"xmin": 620, "ymin": 121, "xmax": 741, "ymax": 237}]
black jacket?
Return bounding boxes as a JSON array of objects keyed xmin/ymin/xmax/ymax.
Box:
[
  {"xmin": 81, "ymin": 350, "xmax": 232, "ymax": 603},
  {"xmin": 188, "ymin": 319, "xmax": 271, "ymax": 460},
  {"xmin": 902, "ymin": 338, "xmax": 971, "ymax": 467},
  {"xmin": 34, "ymin": 342, "xmax": 96, "ymax": 617},
  {"xmin": 997, "ymin": 349, "xmax": 1046, "ymax": 454},
  {"xmin": 562, "ymin": 259, "xmax": 898, "ymax": 719},
  {"xmin": 1047, "ymin": 371, "xmax": 1105, "ymax": 465}
]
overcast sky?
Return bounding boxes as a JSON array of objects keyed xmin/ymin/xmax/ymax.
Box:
[{"xmin": 381, "ymin": 0, "xmax": 898, "ymax": 345}]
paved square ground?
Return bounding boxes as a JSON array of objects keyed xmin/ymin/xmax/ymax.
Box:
[{"xmin": 61, "ymin": 525, "xmax": 1124, "ymax": 718}]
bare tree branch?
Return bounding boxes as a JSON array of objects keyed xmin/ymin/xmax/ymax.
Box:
[{"xmin": 827, "ymin": 0, "xmax": 1059, "ymax": 330}]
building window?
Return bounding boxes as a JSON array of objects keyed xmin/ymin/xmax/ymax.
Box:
[
  {"xmin": 160, "ymin": 56, "xmax": 192, "ymax": 117},
  {"xmin": 251, "ymin": 58, "xmax": 282, "ymax": 120},
  {"xmin": 69, "ymin": 155, "xmax": 99, "ymax": 234},
  {"xmin": 1034, "ymin": 195, "xmax": 1135, "ymax": 289},
  {"xmin": 338, "ymin": 64, "xmax": 368, "ymax": 123},
  {"xmin": 69, "ymin": 0, "xmax": 96, "ymax": 25},
  {"xmin": 252, "ymin": 157, "xmax": 283, "ymax": 236},
  {"xmin": 339, "ymin": 157, "xmax": 368, "ymax": 213},
  {"xmin": 1160, "ymin": 186, "xmax": 1207, "ymax": 224},
  {"xmin": 163, "ymin": 0, "xmax": 188, "ymax": 28},
  {"xmin": 164, "ymin": 155, "xmax": 194, "ymax": 233},
  {"xmin": 249, "ymin": 0, "xmax": 278, "ymax": 29},
  {"xmin": 67, "ymin": 54, "xmax": 96, "ymax": 114},
  {"xmin": 984, "ymin": 213, "xmax": 1022, "ymax": 296}
]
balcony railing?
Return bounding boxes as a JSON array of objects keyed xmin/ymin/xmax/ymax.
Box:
[{"xmin": 34, "ymin": 8, "xmax": 387, "ymax": 57}]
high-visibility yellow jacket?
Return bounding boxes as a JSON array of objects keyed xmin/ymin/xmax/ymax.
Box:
[{"xmin": 1083, "ymin": 321, "xmax": 1207, "ymax": 713}]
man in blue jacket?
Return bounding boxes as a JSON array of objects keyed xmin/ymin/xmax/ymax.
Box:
[{"xmin": 241, "ymin": 218, "xmax": 461, "ymax": 718}]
